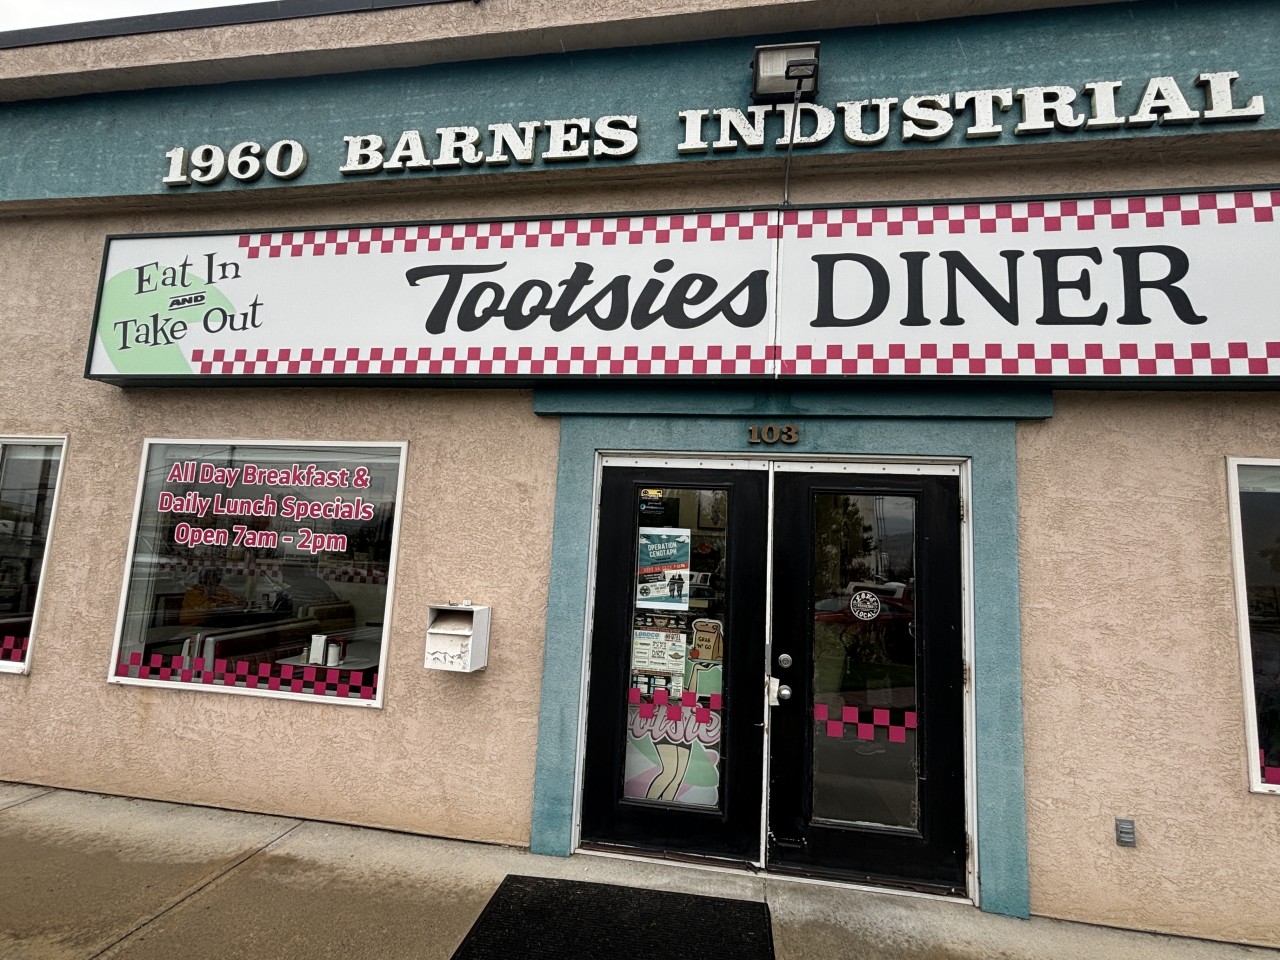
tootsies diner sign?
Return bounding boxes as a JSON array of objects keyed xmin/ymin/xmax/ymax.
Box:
[{"xmin": 86, "ymin": 188, "xmax": 1280, "ymax": 383}]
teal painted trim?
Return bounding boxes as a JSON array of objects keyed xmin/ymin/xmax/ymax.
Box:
[
  {"xmin": 2, "ymin": 0, "xmax": 1276, "ymax": 205},
  {"xmin": 529, "ymin": 423, "xmax": 600, "ymax": 859},
  {"xmin": 529, "ymin": 388, "xmax": 1043, "ymax": 918},
  {"xmin": 533, "ymin": 386, "xmax": 1052, "ymax": 420}
]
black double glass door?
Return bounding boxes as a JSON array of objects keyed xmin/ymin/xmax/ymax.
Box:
[{"xmin": 580, "ymin": 462, "xmax": 966, "ymax": 894}]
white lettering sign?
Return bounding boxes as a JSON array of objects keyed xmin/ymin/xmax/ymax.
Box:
[{"xmin": 160, "ymin": 72, "xmax": 1264, "ymax": 187}]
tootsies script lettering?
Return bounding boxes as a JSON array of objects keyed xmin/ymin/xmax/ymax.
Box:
[{"xmin": 404, "ymin": 259, "xmax": 770, "ymax": 332}]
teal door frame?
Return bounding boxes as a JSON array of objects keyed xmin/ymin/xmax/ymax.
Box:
[{"xmin": 528, "ymin": 386, "xmax": 1050, "ymax": 919}]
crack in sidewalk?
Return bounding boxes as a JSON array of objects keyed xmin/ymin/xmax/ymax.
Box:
[
  {"xmin": 83, "ymin": 819, "xmax": 305, "ymax": 960},
  {"xmin": 0, "ymin": 787, "xmax": 53, "ymax": 812}
]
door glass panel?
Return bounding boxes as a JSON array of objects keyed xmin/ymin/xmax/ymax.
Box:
[
  {"xmin": 810, "ymin": 493, "xmax": 919, "ymax": 829},
  {"xmin": 623, "ymin": 487, "xmax": 729, "ymax": 809}
]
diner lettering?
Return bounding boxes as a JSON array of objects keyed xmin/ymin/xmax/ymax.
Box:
[{"xmin": 811, "ymin": 244, "xmax": 1207, "ymax": 327}]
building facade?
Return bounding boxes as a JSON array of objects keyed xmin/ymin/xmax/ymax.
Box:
[{"xmin": 2, "ymin": 0, "xmax": 1279, "ymax": 948}]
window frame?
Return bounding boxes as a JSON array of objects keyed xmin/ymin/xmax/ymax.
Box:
[
  {"xmin": 107, "ymin": 437, "xmax": 408, "ymax": 707},
  {"xmin": 1227, "ymin": 456, "xmax": 1280, "ymax": 795},
  {"xmin": 0, "ymin": 436, "xmax": 68, "ymax": 677}
]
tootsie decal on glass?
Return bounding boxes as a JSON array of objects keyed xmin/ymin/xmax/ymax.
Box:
[{"xmin": 625, "ymin": 487, "xmax": 729, "ymax": 809}]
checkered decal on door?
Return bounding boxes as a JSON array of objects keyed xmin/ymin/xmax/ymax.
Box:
[
  {"xmin": 115, "ymin": 651, "xmax": 378, "ymax": 700},
  {"xmin": 1, "ymin": 635, "xmax": 29, "ymax": 663},
  {"xmin": 815, "ymin": 703, "xmax": 916, "ymax": 744},
  {"xmin": 629, "ymin": 686, "xmax": 722, "ymax": 724}
]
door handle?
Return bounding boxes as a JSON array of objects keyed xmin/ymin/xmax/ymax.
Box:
[{"xmin": 767, "ymin": 677, "xmax": 792, "ymax": 706}]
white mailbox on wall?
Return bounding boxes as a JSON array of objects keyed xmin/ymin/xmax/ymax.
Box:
[{"xmin": 425, "ymin": 603, "xmax": 490, "ymax": 672}]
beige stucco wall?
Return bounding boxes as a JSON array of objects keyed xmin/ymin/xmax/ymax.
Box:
[
  {"xmin": 1020, "ymin": 392, "xmax": 1280, "ymax": 947},
  {"xmin": 0, "ymin": 202, "xmax": 562, "ymax": 845}
]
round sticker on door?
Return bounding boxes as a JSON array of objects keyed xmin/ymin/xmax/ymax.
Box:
[{"xmin": 849, "ymin": 590, "xmax": 881, "ymax": 621}]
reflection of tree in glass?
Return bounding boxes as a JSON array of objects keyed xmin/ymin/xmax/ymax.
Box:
[{"xmin": 814, "ymin": 496, "xmax": 875, "ymax": 596}]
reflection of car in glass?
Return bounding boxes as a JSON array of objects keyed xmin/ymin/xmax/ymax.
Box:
[{"xmin": 815, "ymin": 585, "xmax": 915, "ymax": 665}]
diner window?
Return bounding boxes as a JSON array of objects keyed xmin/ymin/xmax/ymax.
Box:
[
  {"xmin": 1230, "ymin": 459, "xmax": 1280, "ymax": 792},
  {"xmin": 0, "ymin": 440, "xmax": 65, "ymax": 673},
  {"xmin": 110, "ymin": 440, "xmax": 405, "ymax": 705}
]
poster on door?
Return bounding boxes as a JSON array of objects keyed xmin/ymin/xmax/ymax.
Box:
[
  {"xmin": 631, "ymin": 629, "xmax": 687, "ymax": 675},
  {"xmin": 635, "ymin": 527, "xmax": 691, "ymax": 610},
  {"xmin": 629, "ymin": 629, "xmax": 686, "ymax": 700}
]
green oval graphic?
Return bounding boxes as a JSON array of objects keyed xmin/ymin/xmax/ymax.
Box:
[{"xmin": 97, "ymin": 267, "xmax": 238, "ymax": 375}]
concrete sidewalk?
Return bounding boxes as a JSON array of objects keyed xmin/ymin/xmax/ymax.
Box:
[{"xmin": 1, "ymin": 782, "xmax": 1274, "ymax": 960}]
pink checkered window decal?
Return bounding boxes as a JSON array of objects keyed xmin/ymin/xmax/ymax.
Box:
[{"xmin": 109, "ymin": 440, "xmax": 405, "ymax": 706}]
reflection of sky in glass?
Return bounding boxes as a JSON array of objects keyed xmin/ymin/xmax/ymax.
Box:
[
  {"xmin": 1241, "ymin": 465, "xmax": 1280, "ymax": 494},
  {"xmin": 877, "ymin": 497, "xmax": 915, "ymax": 537},
  {"xmin": 841, "ymin": 495, "xmax": 914, "ymax": 577},
  {"xmin": 836, "ymin": 495, "xmax": 914, "ymax": 535}
]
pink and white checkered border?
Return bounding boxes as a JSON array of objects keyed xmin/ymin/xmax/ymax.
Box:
[
  {"xmin": 116, "ymin": 651, "xmax": 378, "ymax": 699},
  {"xmin": 190, "ymin": 345, "xmax": 775, "ymax": 376},
  {"xmin": 783, "ymin": 342, "xmax": 1280, "ymax": 376},
  {"xmin": 189, "ymin": 343, "xmax": 1280, "ymax": 377},
  {"xmin": 238, "ymin": 212, "xmax": 775, "ymax": 258},
  {"xmin": 149, "ymin": 558, "xmax": 389, "ymax": 585},
  {"xmin": 780, "ymin": 191, "xmax": 1279, "ymax": 238},
  {"xmin": 236, "ymin": 192, "xmax": 1278, "ymax": 257}
]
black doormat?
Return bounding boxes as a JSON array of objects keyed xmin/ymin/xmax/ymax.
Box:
[{"xmin": 450, "ymin": 874, "xmax": 775, "ymax": 960}]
